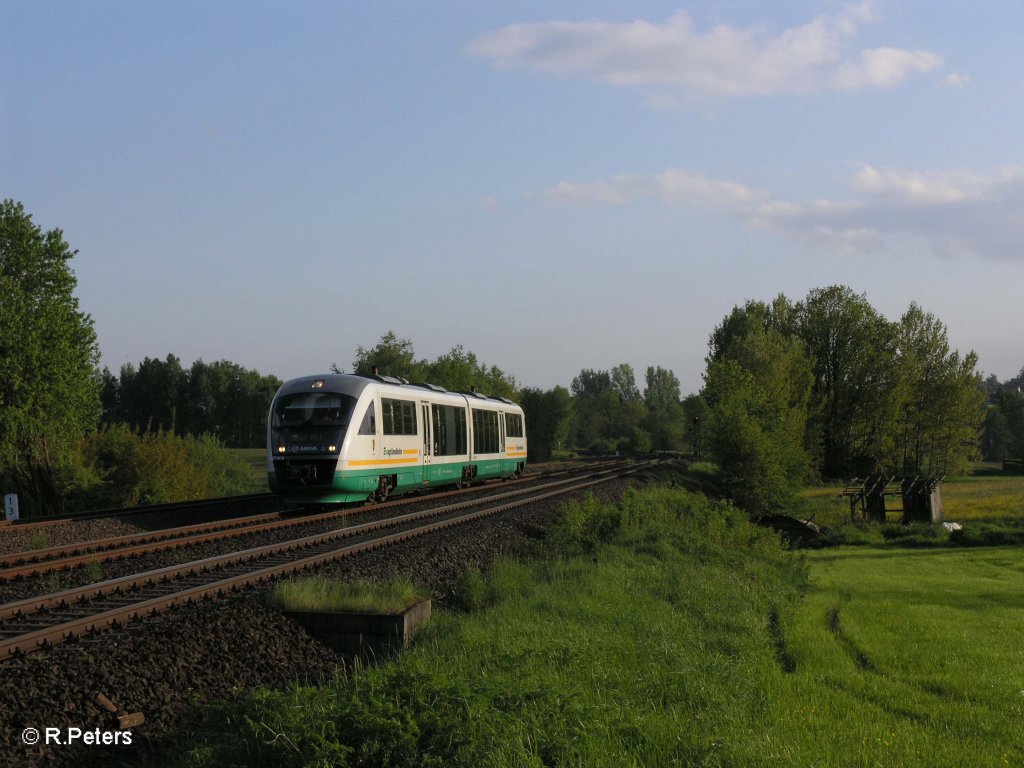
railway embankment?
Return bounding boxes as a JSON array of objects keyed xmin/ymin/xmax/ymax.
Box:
[{"xmin": 1, "ymin": 466, "xmax": 644, "ymax": 767}]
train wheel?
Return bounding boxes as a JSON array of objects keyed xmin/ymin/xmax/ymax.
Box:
[{"xmin": 373, "ymin": 476, "xmax": 390, "ymax": 503}]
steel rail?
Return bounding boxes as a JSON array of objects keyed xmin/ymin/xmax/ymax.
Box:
[
  {"xmin": 0, "ymin": 493, "xmax": 279, "ymax": 531},
  {"xmin": 0, "ymin": 457, "xmax": 626, "ymax": 531},
  {"xmin": 0, "ymin": 461, "xmax": 648, "ymax": 625},
  {"xmin": 0, "ymin": 462, "xmax": 651, "ymax": 657},
  {"xmin": 0, "ymin": 462, "xmax": 627, "ymax": 580}
]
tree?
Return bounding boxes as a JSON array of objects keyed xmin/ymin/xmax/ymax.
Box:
[
  {"xmin": 642, "ymin": 366, "xmax": 685, "ymax": 451},
  {"xmin": 519, "ymin": 386, "xmax": 572, "ymax": 461},
  {"xmin": 702, "ymin": 359, "xmax": 800, "ymax": 515},
  {"xmin": 349, "ymin": 331, "xmax": 421, "ymax": 380},
  {"xmin": 794, "ymin": 286, "xmax": 895, "ymax": 477},
  {"xmin": 347, "ymin": 333, "xmax": 519, "ymax": 400},
  {"xmin": 884, "ymin": 304, "xmax": 983, "ymax": 475},
  {"xmin": 103, "ymin": 357, "xmax": 282, "ymax": 448},
  {"xmin": 422, "ymin": 344, "xmax": 519, "ymax": 399},
  {"xmin": 610, "ymin": 364, "xmax": 641, "ymax": 402},
  {"xmin": 643, "ymin": 366, "xmax": 681, "ymax": 412},
  {"xmin": 0, "ymin": 200, "xmax": 101, "ymax": 515}
]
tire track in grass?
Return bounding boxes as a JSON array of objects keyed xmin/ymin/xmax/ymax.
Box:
[{"xmin": 826, "ymin": 605, "xmax": 878, "ymax": 673}]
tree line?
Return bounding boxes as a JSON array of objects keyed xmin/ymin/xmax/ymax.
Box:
[
  {"xmin": 352, "ymin": 334, "xmax": 696, "ymax": 462},
  {"xmin": 700, "ymin": 286, "xmax": 986, "ymax": 514},
  {"xmin": 0, "ymin": 200, "xmax": 995, "ymax": 517},
  {"xmin": 980, "ymin": 372, "xmax": 1024, "ymax": 463},
  {"xmin": 100, "ymin": 356, "xmax": 282, "ymax": 449}
]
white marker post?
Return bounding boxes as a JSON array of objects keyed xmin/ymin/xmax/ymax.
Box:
[{"xmin": 4, "ymin": 494, "xmax": 18, "ymax": 522}]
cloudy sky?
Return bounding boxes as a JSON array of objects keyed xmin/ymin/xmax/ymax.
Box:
[{"xmin": 4, "ymin": 1, "xmax": 1022, "ymax": 394}]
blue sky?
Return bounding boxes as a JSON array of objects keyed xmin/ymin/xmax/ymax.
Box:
[{"xmin": 4, "ymin": 1, "xmax": 1022, "ymax": 394}]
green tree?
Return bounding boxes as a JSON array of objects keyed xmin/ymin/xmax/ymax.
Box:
[
  {"xmin": 610, "ymin": 363, "xmax": 641, "ymax": 402},
  {"xmin": 0, "ymin": 200, "xmax": 101, "ymax": 515},
  {"xmin": 702, "ymin": 359, "xmax": 798, "ymax": 515},
  {"xmin": 422, "ymin": 344, "xmax": 519, "ymax": 399},
  {"xmin": 885, "ymin": 304, "xmax": 984, "ymax": 475},
  {"xmin": 794, "ymin": 286, "xmax": 895, "ymax": 477},
  {"xmin": 349, "ymin": 331, "xmax": 422, "ymax": 380},
  {"xmin": 640, "ymin": 366, "xmax": 685, "ymax": 451},
  {"xmin": 989, "ymin": 387, "xmax": 1024, "ymax": 461},
  {"xmin": 701, "ymin": 323, "xmax": 813, "ymax": 513},
  {"xmin": 519, "ymin": 386, "xmax": 572, "ymax": 461},
  {"xmin": 643, "ymin": 366, "xmax": 681, "ymax": 412}
]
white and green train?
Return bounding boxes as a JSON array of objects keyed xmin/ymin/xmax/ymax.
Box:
[{"xmin": 267, "ymin": 373, "xmax": 527, "ymax": 504}]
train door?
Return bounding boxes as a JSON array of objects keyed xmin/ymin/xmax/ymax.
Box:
[
  {"xmin": 421, "ymin": 401, "xmax": 432, "ymax": 484},
  {"xmin": 498, "ymin": 412, "xmax": 507, "ymax": 477}
]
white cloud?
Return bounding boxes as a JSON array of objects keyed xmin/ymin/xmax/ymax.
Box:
[
  {"xmin": 542, "ymin": 164, "xmax": 1024, "ymax": 260},
  {"xmin": 468, "ymin": 2, "xmax": 945, "ymax": 99},
  {"xmin": 544, "ymin": 168, "xmax": 759, "ymax": 207},
  {"xmin": 751, "ymin": 165, "xmax": 1024, "ymax": 258}
]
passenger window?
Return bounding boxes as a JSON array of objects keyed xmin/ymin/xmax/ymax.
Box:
[{"xmin": 358, "ymin": 402, "xmax": 376, "ymax": 435}]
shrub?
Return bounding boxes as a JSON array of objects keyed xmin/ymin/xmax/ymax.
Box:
[{"xmin": 58, "ymin": 425, "xmax": 264, "ymax": 511}]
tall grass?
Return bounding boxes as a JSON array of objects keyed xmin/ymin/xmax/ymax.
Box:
[
  {"xmin": 267, "ymin": 577, "xmax": 427, "ymax": 614},
  {"xmin": 170, "ymin": 481, "xmax": 1024, "ymax": 767}
]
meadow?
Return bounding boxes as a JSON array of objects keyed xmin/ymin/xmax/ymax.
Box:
[
  {"xmin": 168, "ymin": 471, "xmax": 1024, "ymax": 767},
  {"xmin": 797, "ymin": 464, "xmax": 1024, "ymax": 527}
]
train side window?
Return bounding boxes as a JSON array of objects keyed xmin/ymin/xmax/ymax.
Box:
[
  {"xmin": 432, "ymin": 405, "xmax": 447, "ymax": 455},
  {"xmin": 506, "ymin": 413, "xmax": 523, "ymax": 438},
  {"xmin": 431, "ymin": 405, "xmax": 469, "ymax": 455},
  {"xmin": 454, "ymin": 407, "xmax": 467, "ymax": 455},
  {"xmin": 471, "ymin": 408, "xmax": 499, "ymax": 454},
  {"xmin": 358, "ymin": 402, "xmax": 376, "ymax": 435},
  {"xmin": 382, "ymin": 398, "xmax": 417, "ymax": 436}
]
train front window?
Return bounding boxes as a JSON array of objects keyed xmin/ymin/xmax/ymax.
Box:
[
  {"xmin": 273, "ymin": 393, "xmax": 355, "ymax": 428},
  {"xmin": 272, "ymin": 392, "xmax": 357, "ymax": 456}
]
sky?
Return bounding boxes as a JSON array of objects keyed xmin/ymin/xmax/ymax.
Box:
[{"xmin": 3, "ymin": 1, "xmax": 1022, "ymax": 395}]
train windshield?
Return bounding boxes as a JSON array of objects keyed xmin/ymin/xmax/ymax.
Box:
[{"xmin": 272, "ymin": 393, "xmax": 356, "ymax": 429}]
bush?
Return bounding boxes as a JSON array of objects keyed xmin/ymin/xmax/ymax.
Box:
[{"xmin": 58, "ymin": 425, "xmax": 264, "ymax": 511}]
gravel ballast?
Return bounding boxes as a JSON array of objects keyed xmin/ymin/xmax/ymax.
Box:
[{"xmin": 1, "ymin": 474, "xmax": 650, "ymax": 767}]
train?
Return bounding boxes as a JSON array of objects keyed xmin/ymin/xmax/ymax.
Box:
[{"xmin": 267, "ymin": 373, "xmax": 527, "ymax": 504}]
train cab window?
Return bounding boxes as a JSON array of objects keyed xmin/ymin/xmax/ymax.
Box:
[
  {"xmin": 358, "ymin": 402, "xmax": 376, "ymax": 435},
  {"xmin": 471, "ymin": 409, "xmax": 500, "ymax": 454},
  {"xmin": 506, "ymin": 413, "xmax": 524, "ymax": 438},
  {"xmin": 273, "ymin": 393, "xmax": 354, "ymax": 428},
  {"xmin": 381, "ymin": 398, "xmax": 418, "ymax": 436}
]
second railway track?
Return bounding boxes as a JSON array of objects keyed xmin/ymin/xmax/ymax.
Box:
[
  {"xmin": 0, "ymin": 458, "xmax": 628, "ymax": 582},
  {"xmin": 0, "ymin": 460, "xmax": 656, "ymax": 658}
]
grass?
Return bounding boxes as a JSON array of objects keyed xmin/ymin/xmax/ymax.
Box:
[
  {"xmin": 780, "ymin": 546, "xmax": 1024, "ymax": 766},
  {"xmin": 169, "ymin": 477, "xmax": 1024, "ymax": 767},
  {"xmin": 266, "ymin": 577, "xmax": 427, "ymax": 614},
  {"xmin": 797, "ymin": 464, "xmax": 1024, "ymax": 529},
  {"xmin": 171, "ymin": 487, "xmax": 806, "ymax": 767}
]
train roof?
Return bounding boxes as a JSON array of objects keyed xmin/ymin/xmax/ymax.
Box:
[{"xmin": 274, "ymin": 373, "xmax": 521, "ymax": 407}]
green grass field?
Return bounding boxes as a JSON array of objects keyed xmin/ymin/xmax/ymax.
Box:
[
  {"xmin": 170, "ymin": 478, "xmax": 1024, "ymax": 767},
  {"xmin": 798, "ymin": 464, "xmax": 1024, "ymax": 527},
  {"xmin": 778, "ymin": 545, "xmax": 1024, "ymax": 766}
]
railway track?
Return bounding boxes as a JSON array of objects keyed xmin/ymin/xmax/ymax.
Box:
[
  {"xmin": 0, "ymin": 460, "xmax": 655, "ymax": 658},
  {"xmin": 0, "ymin": 456, "xmax": 623, "ymax": 535},
  {"xmin": 0, "ymin": 459, "xmax": 629, "ymax": 581},
  {"xmin": 0, "ymin": 493, "xmax": 279, "ymax": 531}
]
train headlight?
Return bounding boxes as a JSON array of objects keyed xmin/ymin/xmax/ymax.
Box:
[
  {"xmin": 328, "ymin": 445, "xmax": 337, "ymax": 453},
  {"xmin": 277, "ymin": 445, "xmax": 286, "ymax": 454}
]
